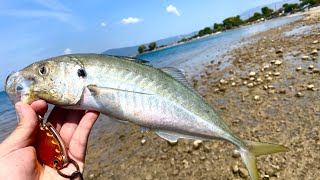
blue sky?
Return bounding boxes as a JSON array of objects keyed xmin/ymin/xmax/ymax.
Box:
[{"xmin": 0, "ymin": 0, "xmax": 287, "ymax": 91}]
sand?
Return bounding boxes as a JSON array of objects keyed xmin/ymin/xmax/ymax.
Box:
[{"xmin": 83, "ymin": 7, "xmax": 320, "ymax": 180}]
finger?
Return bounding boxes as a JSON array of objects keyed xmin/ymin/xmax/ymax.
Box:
[
  {"xmin": 69, "ymin": 111, "xmax": 99, "ymax": 162},
  {"xmin": 0, "ymin": 102, "xmax": 44, "ymax": 153},
  {"xmin": 47, "ymin": 106, "xmax": 67, "ymax": 131},
  {"xmin": 59, "ymin": 110, "xmax": 85, "ymax": 146},
  {"xmin": 30, "ymin": 100, "xmax": 48, "ymax": 117}
]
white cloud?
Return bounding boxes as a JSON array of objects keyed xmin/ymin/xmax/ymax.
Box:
[
  {"xmin": 100, "ymin": 22, "xmax": 106, "ymax": 27},
  {"xmin": 166, "ymin": 5, "xmax": 180, "ymax": 16},
  {"xmin": 121, "ymin": 17, "xmax": 142, "ymax": 24},
  {"xmin": 64, "ymin": 48, "xmax": 72, "ymax": 54}
]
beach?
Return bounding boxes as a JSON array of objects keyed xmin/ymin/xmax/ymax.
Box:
[{"xmin": 83, "ymin": 7, "xmax": 320, "ymax": 180}]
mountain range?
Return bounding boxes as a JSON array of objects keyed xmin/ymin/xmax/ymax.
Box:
[{"xmin": 102, "ymin": 0, "xmax": 300, "ymax": 56}]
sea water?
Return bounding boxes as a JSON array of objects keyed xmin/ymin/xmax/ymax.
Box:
[
  {"xmin": 136, "ymin": 16, "xmax": 303, "ymax": 70},
  {"xmin": 0, "ymin": 15, "xmax": 303, "ymax": 142}
]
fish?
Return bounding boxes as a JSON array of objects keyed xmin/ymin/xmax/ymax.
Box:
[{"xmin": 5, "ymin": 54, "xmax": 288, "ymax": 180}]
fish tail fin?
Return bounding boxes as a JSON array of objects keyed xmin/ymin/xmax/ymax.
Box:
[{"xmin": 238, "ymin": 140, "xmax": 289, "ymax": 180}]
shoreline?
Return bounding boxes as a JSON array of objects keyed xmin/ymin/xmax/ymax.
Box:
[
  {"xmin": 84, "ymin": 7, "xmax": 320, "ymax": 179},
  {"xmin": 133, "ymin": 6, "xmax": 319, "ymax": 58}
]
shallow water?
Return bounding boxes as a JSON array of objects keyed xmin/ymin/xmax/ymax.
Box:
[{"xmin": 136, "ymin": 16, "xmax": 303, "ymax": 74}]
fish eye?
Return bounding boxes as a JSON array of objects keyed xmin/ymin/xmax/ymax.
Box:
[
  {"xmin": 16, "ymin": 84, "xmax": 23, "ymax": 91},
  {"xmin": 39, "ymin": 66, "xmax": 48, "ymax": 75}
]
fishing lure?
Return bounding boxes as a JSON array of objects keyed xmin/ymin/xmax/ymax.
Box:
[{"xmin": 35, "ymin": 115, "xmax": 83, "ymax": 180}]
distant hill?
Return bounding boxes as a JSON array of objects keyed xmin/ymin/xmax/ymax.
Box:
[
  {"xmin": 102, "ymin": 32, "xmax": 197, "ymax": 56},
  {"xmin": 240, "ymin": 0, "xmax": 300, "ymax": 19}
]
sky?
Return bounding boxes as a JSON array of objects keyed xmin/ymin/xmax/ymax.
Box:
[{"xmin": 0, "ymin": 0, "xmax": 287, "ymax": 91}]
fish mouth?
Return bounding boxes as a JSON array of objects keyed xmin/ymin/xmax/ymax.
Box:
[{"xmin": 5, "ymin": 72, "xmax": 33, "ymax": 104}]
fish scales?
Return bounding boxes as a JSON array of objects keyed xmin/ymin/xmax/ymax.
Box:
[{"xmin": 5, "ymin": 54, "xmax": 289, "ymax": 180}]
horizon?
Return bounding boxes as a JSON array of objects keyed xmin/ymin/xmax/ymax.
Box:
[{"xmin": 0, "ymin": 0, "xmax": 299, "ymax": 91}]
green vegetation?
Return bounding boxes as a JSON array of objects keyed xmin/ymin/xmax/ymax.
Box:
[
  {"xmin": 283, "ymin": 3, "xmax": 300, "ymax": 12},
  {"xmin": 213, "ymin": 23, "xmax": 223, "ymax": 32},
  {"xmin": 138, "ymin": 1, "xmax": 319, "ymax": 54},
  {"xmin": 198, "ymin": 27, "xmax": 213, "ymax": 36},
  {"xmin": 246, "ymin": 12, "xmax": 264, "ymax": 22},
  {"xmin": 300, "ymin": 0, "xmax": 320, "ymax": 6},
  {"xmin": 222, "ymin": 15, "xmax": 244, "ymax": 29},
  {"xmin": 148, "ymin": 42, "xmax": 157, "ymax": 51},
  {"xmin": 138, "ymin": 45, "xmax": 146, "ymax": 54},
  {"xmin": 261, "ymin": 6, "xmax": 274, "ymax": 17}
]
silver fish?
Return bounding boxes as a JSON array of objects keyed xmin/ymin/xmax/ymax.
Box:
[{"xmin": 5, "ymin": 54, "xmax": 288, "ymax": 180}]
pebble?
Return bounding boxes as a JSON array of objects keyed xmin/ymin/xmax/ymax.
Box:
[
  {"xmin": 311, "ymin": 49, "xmax": 318, "ymax": 55},
  {"xmin": 309, "ymin": 65, "xmax": 314, "ymax": 69},
  {"xmin": 302, "ymin": 55, "xmax": 310, "ymax": 60},
  {"xmin": 220, "ymin": 79, "xmax": 228, "ymax": 84},
  {"xmin": 313, "ymin": 40, "xmax": 319, "ymax": 44},
  {"xmin": 249, "ymin": 71, "xmax": 256, "ymax": 77},
  {"xmin": 276, "ymin": 49, "xmax": 283, "ymax": 54},
  {"xmin": 279, "ymin": 89, "xmax": 286, "ymax": 94},
  {"xmin": 231, "ymin": 82, "xmax": 236, "ymax": 86},
  {"xmin": 269, "ymin": 90, "xmax": 276, "ymax": 94},
  {"xmin": 273, "ymin": 72, "xmax": 281, "ymax": 76},
  {"xmin": 313, "ymin": 68, "xmax": 320, "ymax": 73},
  {"xmin": 182, "ymin": 159, "xmax": 189, "ymax": 169},
  {"xmin": 266, "ymin": 77, "xmax": 273, "ymax": 81},
  {"xmin": 193, "ymin": 140, "xmax": 203, "ymax": 149},
  {"xmin": 243, "ymin": 81, "xmax": 248, "ymax": 85},
  {"xmin": 256, "ymin": 78, "xmax": 263, "ymax": 82},
  {"xmin": 249, "ymin": 77, "xmax": 255, "ymax": 81},
  {"xmin": 239, "ymin": 168, "xmax": 249, "ymax": 178},
  {"xmin": 231, "ymin": 164, "xmax": 239, "ymax": 174},
  {"xmin": 268, "ymin": 85, "xmax": 275, "ymax": 89},
  {"xmin": 141, "ymin": 139, "xmax": 146, "ymax": 145},
  {"xmin": 253, "ymin": 95, "xmax": 260, "ymax": 101},
  {"xmin": 295, "ymin": 92, "xmax": 303, "ymax": 97},
  {"xmin": 274, "ymin": 60, "xmax": 282, "ymax": 65},
  {"xmin": 232, "ymin": 150, "xmax": 240, "ymax": 158},
  {"xmin": 307, "ymin": 84, "xmax": 315, "ymax": 91},
  {"xmin": 262, "ymin": 64, "xmax": 270, "ymax": 71},
  {"xmin": 248, "ymin": 83, "xmax": 254, "ymax": 87},
  {"xmin": 296, "ymin": 67, "xmax": 302, "ymax": 71},
  {"xmin": 89, "ymin": 174, "xmax": 95, "ymax": 179}
]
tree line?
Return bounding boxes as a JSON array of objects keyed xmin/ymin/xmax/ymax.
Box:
[{"xmin": 137, "ymin": 0, "xmax": 319, "ymax": 54}]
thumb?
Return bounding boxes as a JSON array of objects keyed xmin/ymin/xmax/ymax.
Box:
[{"xmin": 1, "ymin": 102, "xmax": 39, "ymax": 151}]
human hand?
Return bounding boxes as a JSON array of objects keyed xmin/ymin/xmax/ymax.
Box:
[{"xmin": 0, "ymin": 100, "xmax": 99, "ymax": 180}]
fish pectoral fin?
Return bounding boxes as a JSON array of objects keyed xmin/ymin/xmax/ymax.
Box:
[
  {"xmin": 155, "ymin": 131, "xmax": 180, "ymax": 142},
  {"xmin": 87, "ymin": 85, "xmax": 154, "ymax": 95}
]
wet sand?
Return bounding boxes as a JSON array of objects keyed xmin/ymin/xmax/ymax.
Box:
[{"xmin": 84, "ymin": 7, "xmax": 320, "ymax": 180}]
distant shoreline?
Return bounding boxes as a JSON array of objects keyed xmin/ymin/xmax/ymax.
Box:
[{"xmin": 133, "ymin": 5, "xmax": 320, "ymax": 59}]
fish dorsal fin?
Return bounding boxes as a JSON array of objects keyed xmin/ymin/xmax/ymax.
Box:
[{"xmin": 159, "ymin": 67, "xmax": 194, "ymax": 89}]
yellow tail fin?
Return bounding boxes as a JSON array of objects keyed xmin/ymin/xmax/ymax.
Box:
[{"xmin": 239, "ymin": 140, "xmax": 289, "ymax": 180}]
